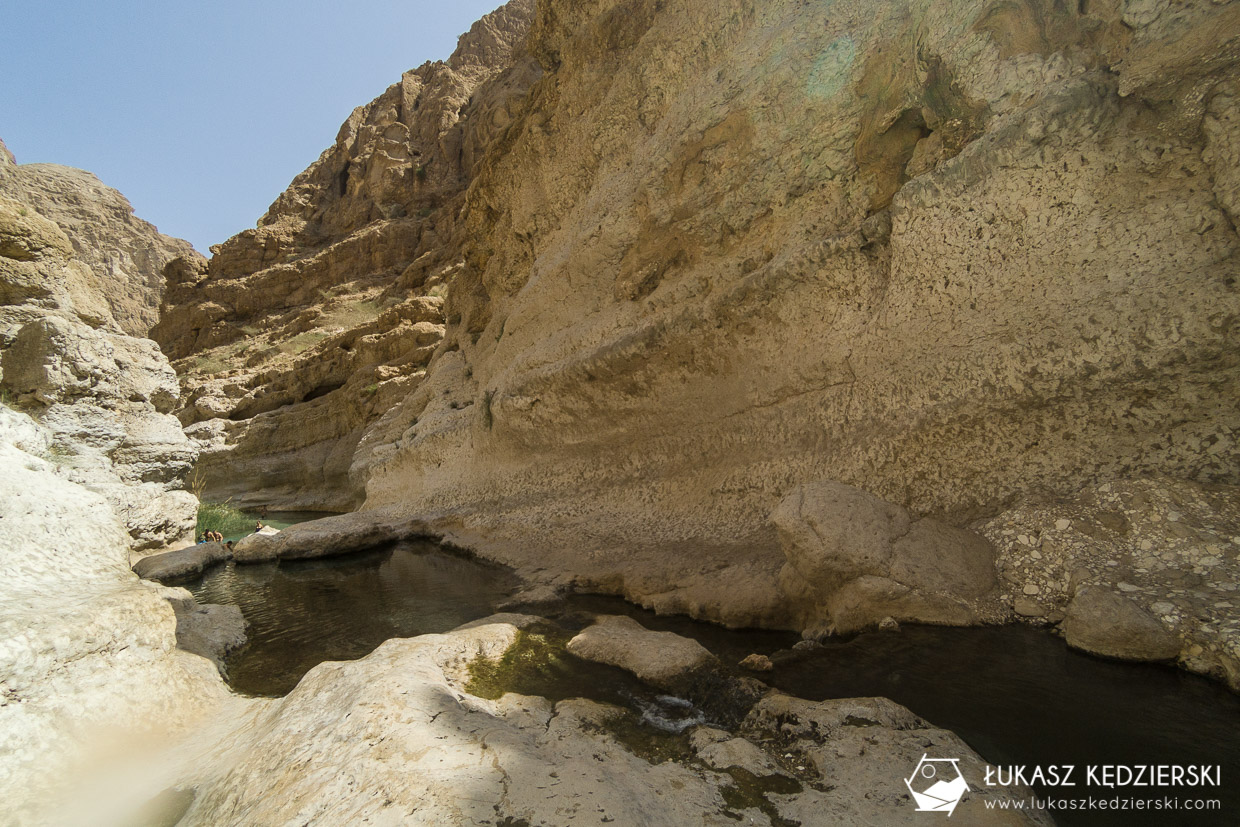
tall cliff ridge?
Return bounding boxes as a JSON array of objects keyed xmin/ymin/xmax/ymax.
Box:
[
  {"xmin": 0, "ymin": 139, "xmax": 198, "ymax": 337},
  {"xmin": 0, "ymin": 147, "xmax": 200, "ymax": 550},
  {"xmin": 152, "ymin": 0, "xmax": 537, "ymax": 511},
  {"xmin": 164, "ymin": 0, "xmax": 1239, "ymax": 678},
  {"xmin": 353, "ymin": 0, "xmax": 1240, "ymax": 613}
]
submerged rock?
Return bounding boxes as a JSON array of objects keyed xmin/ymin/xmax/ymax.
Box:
[
  {"xmin": 170, "ymin": 596, "xmax": 247, "ymax": 671},
  {"xmin": 567, "ymin": 614, "xmax": 717, "ymax": 693},
  {"xmin": 982, "ymin": 478, "xmax": 1240, "ymax": 688},
  {"xmin": 1062, "ymin": 586, "xmax": 1181, "ymax": 663}
]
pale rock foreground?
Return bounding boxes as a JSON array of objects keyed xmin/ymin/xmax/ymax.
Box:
[
  {"xmin": 0, "ymin": 406, "xmax": 236, "ymax": 825},
  {"xmin": 174, "ymin": 618, "xmax": 1045, "ymax": 827}
]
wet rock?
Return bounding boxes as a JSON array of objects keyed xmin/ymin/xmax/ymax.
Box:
[
  {"xmin": 566, "ymin": 614, "xmax": 716, "ymax": 693},
  {"xmin": 738, "ymin": 653, "xmax": 773, "ymax": 672},
  {"xmin": 983, "ymin": 478, "xmax": 1240, "ymax": 688},
  {"xmin": 1062, "ymin": 586, "xmax": 1181, "ymax": 662},
  {"xmin": 133, "ymin": 542, "xmax": 232, "ymax": 583},
  {"xmin": 689, "ymin": 727, "xmax": 784, "ymax": 776},
  {"xmin": 743, "ymin": 695, "xmax": 1049, "ymax": 824},
  {"xmin": 174, "ymin": 618, "xmax": 1044, "ymax": 826},
  {"xmin": 170, "ymin": 596, "xmax": 246, "ymax": 670}
]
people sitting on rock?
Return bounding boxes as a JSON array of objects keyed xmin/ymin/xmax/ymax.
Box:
[
  {"xmin": 255, "ymin": 522, "xmax": 264, "ymax": 533},
  {"xmin": 210, "ymin": 530, "xmax": 223, "ymax": 543}
]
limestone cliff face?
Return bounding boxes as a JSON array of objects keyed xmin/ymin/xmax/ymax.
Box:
[
  {"xmin": 350, "ymin": 0, "xmax": 1240, "ymax": 627},
  {"xmin": 163, "ymin": 0, "xmax": 1239, "ymax": 630},
  {"xmin": 152, "ymin": 0, "xmax": 537, "ymax": 511},
  {"xmin": 0, "ymin": 164, "xmax": 199, "ymax": 550},
  {"xmin": 0, "ymin": 139, "xmax": 197, "ymax": 337}
]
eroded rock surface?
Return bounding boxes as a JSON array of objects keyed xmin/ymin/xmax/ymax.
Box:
[
  {"xmin": 1, "ymin": 314, "xmax": 198, "ymax": 549},
  {"xmin": 0, "ymin": 168, "xmax": 200, "ymax": 550},
  {"xmin": 151, "ymin": 0, "xmax": 537, "ymax": 512},
  {"xmin": 329, "ymin": 0, "xmax": 1240, "ymax": 635},
  {"xmin": 772, "ymin": 481, "xmax": 1001, "ymax": 634},
  {"xmin": 0, "ymin": 139, "xmax": 197, "ymax": 336},
  {"xmin": 0, "ymin": 406, "xmax": 234, "ymax": 825},
  {"xmin": 982, "ymin": 477, "xmax": 1240, "ymax": 689},
  {"xmin": 172, "ymin": 617, "xmax": 1044, "ymax": 826}
]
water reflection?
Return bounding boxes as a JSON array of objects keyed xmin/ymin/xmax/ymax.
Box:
[{"xmin": 189, "ymin": 540, "xmax": 518, "ymax": 696}]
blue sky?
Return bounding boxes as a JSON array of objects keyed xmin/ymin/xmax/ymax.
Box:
[{"xmin": 1, "ymin": 1, "xmax": 505, "ymax": 253}]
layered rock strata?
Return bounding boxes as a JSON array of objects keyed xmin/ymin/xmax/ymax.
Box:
[
  {"xmin": 345, "ymin": 0, "xmax": 1240, "ymax": 637},
  {"xmin": 151, "ymin": 0, "xmax": 537, "ymax": 511},
  {"xmin": 0, "ymin": 174, "xmax": 199, "ymax": 549},
  {"xmin": 160, "ymin": 1, "xmax": 1240, "ymax": 674},
  {"xmin": 0, "ymin": 138, "xmax": 197, "ymax": 336}
]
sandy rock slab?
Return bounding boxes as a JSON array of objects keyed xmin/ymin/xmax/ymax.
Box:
[
  {"xmin": 567, "ymin": 614, "xmax": 717, "ymax": 691},
  {"xmin": 231, "ymin": 508, "xmax": 438, "ymax": 563},
  {"xmin": 174, "ymin": 617, "xmax": 1044, "ymax": 826}
]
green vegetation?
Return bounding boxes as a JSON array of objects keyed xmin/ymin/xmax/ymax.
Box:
[
  {"xmin": 196, "ymin": 501, "xmax": 252, "ymax": 539},
  {"xmin": 362, "ymin": 383, "xmax": 380, "ymax": 396},
  {"xmin": 279, "ymin": 331, "xmax": 329, "ymax": 356},
  {"xmin": 466, "ymin": 627, "xmax": 575, "ymax": 701}
]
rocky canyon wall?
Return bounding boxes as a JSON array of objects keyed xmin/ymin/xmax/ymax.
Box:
[
  {"xmin": 165, "ymin": 1, "xmax": 1239, "ymax": 651},
  {"xmin": 0, "ymin": 139, "xmax": 196, "ymax": 337},
  {"xmin": 352, "ymin": 0, "xmax": 1240, "ymax": 626},
  {"xmin": 151, "ymin": 0, "xmax": 537, "ymax": 511},
  {"xmin": 0, "ymin": 147, "xmax": 200, "ymax": 549},
  {"xmin": 0, "ymin": 147, "xmax": 241, "ymax": 822}
]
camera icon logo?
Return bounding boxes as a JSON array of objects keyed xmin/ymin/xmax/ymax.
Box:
[{"xmin": 905, "ymin": 754, "xmax": 969, "ymax": 816}]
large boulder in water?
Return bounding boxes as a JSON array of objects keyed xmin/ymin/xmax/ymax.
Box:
[{"xmin": 772, "ymin": 480, "xmax": 1000, "ymax": 633}]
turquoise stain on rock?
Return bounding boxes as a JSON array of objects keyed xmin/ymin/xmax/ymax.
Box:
[{"xmin": 807, "ymin": 37, "xmax": 856, "ymax": 99}]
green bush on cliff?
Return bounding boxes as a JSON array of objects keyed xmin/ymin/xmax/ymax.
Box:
[{"xmin": 196, "ymin": 501, "xmax": 252, "ymax": 540}]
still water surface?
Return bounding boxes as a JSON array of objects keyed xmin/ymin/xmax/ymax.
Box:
[{"xmin": 189, "ymin": 547, "xmax": 1240, "ymax": 825}]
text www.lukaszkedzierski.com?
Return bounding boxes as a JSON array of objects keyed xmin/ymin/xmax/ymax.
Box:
[{"xmin": 984, "ymin": 796, "xmax": 1221, "ymax": 813}]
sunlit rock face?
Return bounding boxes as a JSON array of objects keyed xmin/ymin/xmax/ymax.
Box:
[
  {"xmin": 0, "ymin": 165, "xmax": 200, "ymax": 550},
  {"xmin": 150, "ymin": 0, "xmax": 537, "ymax": 512},
  {"xmin": 156, "ymin": 1, "xmax": 1239, "ymax": 632},
  {"xmin": 0, "ymin": 138, "xmax": 197, "ymax": 337},
  {"xmin": 343, "ymin": 0, "xmax": 1239, "ymax": 628}
]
